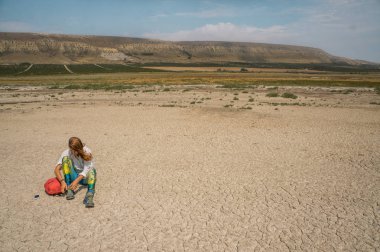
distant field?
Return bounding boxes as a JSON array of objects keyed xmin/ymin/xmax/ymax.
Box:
[
  {"xmin": 1, "ymin": 63, "xmax": 380, "ymax": 88},
  {"xmin": 0, "ymin": 70, "xmax": 379, "ymax": 88},
  {"xmin": 144, "ymin": 66, "xmax": 325, "ymax": 73},
  {"xmin": 0, "ymin": 63, "xmax": 164, "ymax": 76},
  {"xmin": 142, "ymin": 62, "xmax": 380, "ymax": 73}
]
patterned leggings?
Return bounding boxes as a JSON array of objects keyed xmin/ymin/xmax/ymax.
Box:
[{"xmin": 62, "ymin": 156, "xmax": 96, "ymax": 193}]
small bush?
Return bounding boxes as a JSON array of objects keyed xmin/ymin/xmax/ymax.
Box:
[
  {"xmin": 159, "ymin": 104, "xmax": 175, "ymax": 107},
  {"xmin": 248, "ymin": 98, "xmax": 254, "ymax": 102},
  {"xmin": 375, "ymin": 87, "xmax": 380, "ymax": 95},
  {"xmin": 266, "ymin": 92, "xmax": 278, "ymax": 97},
  {"xmin": 281, "ymin": 92, "xmax": 298, "ymax": 99},
  {"xmin": 267, "ymin": 86, "xmax": 278, "ymax": 90},
  {"xmin": 342, "ymin": 89, "xmax": 355, "ymax": 94},
  {"xmin": 233, "ymin": 97, "xmax": 239, "ymax": 101}
]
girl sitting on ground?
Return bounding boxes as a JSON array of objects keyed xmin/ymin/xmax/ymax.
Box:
[{"xmin": 54, "ymin": 137, "xmax": 96, "ymax": 208}]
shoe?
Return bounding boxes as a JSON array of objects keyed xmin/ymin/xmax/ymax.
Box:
[
  {"xmin": 84, "ymin": 192, "xmax": 94, "ymax": 208},
  {"xmin": 66, "ymin": 190, "xmax": 75, "ymax": 200}
]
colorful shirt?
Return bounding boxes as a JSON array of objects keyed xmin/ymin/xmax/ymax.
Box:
[{"xmin": 57, "ymin": 146, "xmax": 95, "ymax": 178}]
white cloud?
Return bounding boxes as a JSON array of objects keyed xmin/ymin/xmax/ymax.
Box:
[{"xmin": 144, "ymin": 22, "xmax": 293, "ymax": 43}]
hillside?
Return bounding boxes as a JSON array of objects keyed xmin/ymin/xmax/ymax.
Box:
[{"xmin": 0, "ymin": 32, "xmax": 370, "ymax": 65}]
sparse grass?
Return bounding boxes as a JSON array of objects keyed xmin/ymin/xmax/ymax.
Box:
[
  {"xmin": 269, "ymin": 102, "xmax": 307, "ymax": 106},
  {"xmin": 2, "ymin": 69, "xmax": 380, "ymax": 90},
  {"xmin": 281, "ymin": 92, "xmax": 298, "ymax": 99},
  {"xmin": 162, "ymin": 88, "xmax": 170, "ymax": 92},
  {"xmin": 224, "ymin": 104, "xmax": 233, "ymax": 108},
  {"xmin": 267, "ymin": 86, "xmax": 278, "ymax": 90},
  {"xmin": 375, "ymin": 87, "xmax": 380, "ymax": 95},
  {"xmin": 266, "ymin": 92, "xmax": 279, "ymax": 97},
  {"xmin": 63, "ymin": 84, "xmax": 135, "ymax": 90},
  {"xmin": 159, "ymin": 104, "xmax": 176, "ymax": 107},
  {"xmin": 342, "ymin": 89, "xmax": 355, "ymax": 94},
  {"xmin": 218, "ymin": 84, "xmax": 256, "ymax": 89}
]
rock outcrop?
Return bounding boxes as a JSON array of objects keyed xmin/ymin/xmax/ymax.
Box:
[{"xmin": 0, "ymin": 32, "xmax": 365, "ymax": 64}]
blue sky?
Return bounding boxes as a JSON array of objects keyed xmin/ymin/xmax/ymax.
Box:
[{"xmin": 1, "ymin": 0, "xmax": 379, "ymax": 62}]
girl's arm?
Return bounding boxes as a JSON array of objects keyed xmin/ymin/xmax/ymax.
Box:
[
  {"xmin": 68, "ymin": 175, "xmax": 84, "ymax": 190},
  {"xmin": 54, "ymin": 164, "xmax": 67, "ymax": 193}
]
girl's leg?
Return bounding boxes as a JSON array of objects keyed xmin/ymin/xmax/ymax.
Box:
[
  {"xmin": 62, "ymin": 156, "xmax": 78, "ymax": 185},
  {"xmin": 84, "ymin": 169, "xmax": 96, "ymax": 194},
  {"xmin": 62, "ymin": 156, "xmax": 78, "ymax": 199},
  {"xmin": 83, "ymin": 169, "xmax": 96, "ymax": 207}
]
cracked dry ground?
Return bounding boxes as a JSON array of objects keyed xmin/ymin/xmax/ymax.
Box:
[{"xmin": 0, "ymin": 104, "xmax": 379, "ymax": 251}]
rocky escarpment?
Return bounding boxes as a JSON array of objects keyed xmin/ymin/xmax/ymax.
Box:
[{"xmin": 0, "ymin": 32, "xmax": 364, "ymax": 64}]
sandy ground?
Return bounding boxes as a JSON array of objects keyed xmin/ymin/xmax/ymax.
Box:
[{"xmin": 0, "ymin": 85, "xmax": 379, "ymax": 251}]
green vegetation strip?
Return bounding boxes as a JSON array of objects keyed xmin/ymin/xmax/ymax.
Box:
[
  {"xmin": 217, "ymin": 79, "xmax": 380, "ymax": 88},
  {"xmin": 0, "ymin": 64, "xmax": 165, "ymax": 76},
  {"xmin": 52, "ymin": 84, "xmax": 136, "ymax": 90}
]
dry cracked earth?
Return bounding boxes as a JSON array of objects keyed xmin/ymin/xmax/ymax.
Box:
[{"xmin": 0, "ymin": 85, "xmax": 379, "ymax": 251}]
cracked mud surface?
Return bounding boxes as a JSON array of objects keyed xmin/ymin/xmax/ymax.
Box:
[{"xmin": 0, "ymin": 87, "xmax": 379, "ymax": 251}]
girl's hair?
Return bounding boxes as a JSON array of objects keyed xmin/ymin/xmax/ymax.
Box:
[{"xmin": 68, "ymin": 137, "xmax": 92, "ymax": 161}]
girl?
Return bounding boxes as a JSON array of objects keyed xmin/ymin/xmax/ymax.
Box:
[{"xmin": 54, "ymin": 137, "xmax": 96, "ymax": 208}]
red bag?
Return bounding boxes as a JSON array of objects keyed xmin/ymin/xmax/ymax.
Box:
[{"xmin": 44, "ymin": 178, "xmax": 62, "ymax": 195}]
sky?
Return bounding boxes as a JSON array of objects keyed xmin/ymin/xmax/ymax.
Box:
[{"xmin": 0, "ymin": 0, "xmax": 379, "ymax": 62}]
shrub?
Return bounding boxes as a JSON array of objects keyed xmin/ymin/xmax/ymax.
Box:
[
  {"xmin": 281, "ymin": 92, "xmax": 298, "ymax": 99},
  {"xmin": 267, "ymin": 86, "xmax": 278, "ymax": 90},
  {"xmin": 342, "ymin": 89, "xmax": 355, "ymax": 94},
  {"xmin": 159, "ymin": 104, "xmax": 175, "ymax": 107},
  {"xmin": 266, "ymin": 92, "xmax": 278, "ymax": 97},
  {"xmin": 375, "ymin": 87, "xmax": 380, "ymax": 95}
]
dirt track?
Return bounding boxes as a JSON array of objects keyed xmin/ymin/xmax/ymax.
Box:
[{"xmin": 0, "ymin": 86, "xmax": 379, "ymax": 251}]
